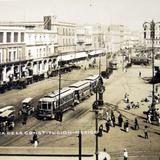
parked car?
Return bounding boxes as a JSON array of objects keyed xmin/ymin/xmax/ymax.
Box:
[
  {"xmin": 0, "ymin": 106, "xmax": 15, "ymax": 132},
  {"xmin": 21, "ymin": 97, "xmax": 34, "ymax": 115}
]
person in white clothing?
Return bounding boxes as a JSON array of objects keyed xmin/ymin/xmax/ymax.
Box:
[
  {"xmin": 123, "ymin": 148, "xmax": 128, "ymax": 160},
  {"xmin": 33, "ymin": 140, "xmax": 38, "ymax": 148},
  {"xmin": 98, "ymin": 148, "xmax": 111, "ymax": 160}
]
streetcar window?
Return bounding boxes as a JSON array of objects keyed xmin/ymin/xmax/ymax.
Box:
[
  {"xmin": 42, "ymin": 103, "xmax": 47, "ymax": 109},
  {"xmin": 48, "ymin": 102, "xmax": 52, "ymax": 110}
]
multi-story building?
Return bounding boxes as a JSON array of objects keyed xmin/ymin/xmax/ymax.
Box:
[
  {"xmin": 144, "ymin": 23, "xmax": 160, "ymax": 51},
  {"xmin": 76, "ymin": 26, "xmax": 86, "ymax": 52},
  {"xmin": 0, "ymin": 25, "xmax": 26, "ymax": 83},
  {"xmin": 24, "ymin": 25, "xmax": 56, "ymax": 76},
  {"xmin": 104, "ymin": 24, "xmax": 141, "ymax": 53},
  {"xmin": 0, "ymin": 23, "xmax": 57, "ymax": 84},
  {"xmin": 76, "ymin": 24, "xmax": 105, "ymax": 55},
  {"xmin": 43, "ymin": 16, "xmax": 76, "ymax": 55}
]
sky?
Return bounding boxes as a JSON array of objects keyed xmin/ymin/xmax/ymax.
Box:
[{"xmin": 0, "ymin": 0, "xmax": 160, "ymax": 30}]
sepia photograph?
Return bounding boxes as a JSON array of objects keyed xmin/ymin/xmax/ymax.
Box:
[{"xmin": 0, "ymin": 0, "xmax": 160, "ymax": 159}]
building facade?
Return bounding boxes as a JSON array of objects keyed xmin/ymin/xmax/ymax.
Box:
[{"xmin": 0, "ymin": 26, "xmax": 26, "ymax": 83}]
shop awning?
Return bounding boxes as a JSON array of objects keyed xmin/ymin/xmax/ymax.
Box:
[{"xmin": 57, "ymin": 52, "xmax": 87, "ymax": 62}]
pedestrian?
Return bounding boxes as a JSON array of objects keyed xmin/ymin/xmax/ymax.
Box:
[
  {"xmin": 144, "ymin": 126, "xmax": 149, "ymax": 139},
  {"xmin": 32, "ymin": 130, "xmax": 38, "ymax": 144},
  {"xmin": 147, "ymin": 113, "xmax": 152, "ymax": 124},
  {"xmin": 102, "ymin": 148, "xmax": 111, "ymax": 160},
  {"xmin": 111, "ymin": 114, "xmax": 116, "ymax": 127},
  {"xmin": 33, "ymin": 140, "xmax": 38, "ymax": 148},
  {"xmin": 124, "ymin": 93, "xmax": 128, "ymax": 103},
  {"xmin": 105, "ymin": 111, "xmax": 109, "ymax": 121},
  {"xmin": 123, "ymin": 148, "xmax": 128, "ymax": 160},
  {"xmin": 118, "ymin": 114, "xmax": 123, "ymax": 128},
  {"xmin": 98, "ymin": 124, "xmax": 103, "ymax": 137},
  {"xmin": 139, "ymin": 71, "xmax": 141, "ymax": 78},
  {"xmin": 105, "ymin": 121, "xmax": 110, "ymax": 133},
  {"xmin": 134, "ymin": 118, "xmax": 139, "ymax": 130},
  {"xmin": 124, "ymin": 120, "xmax": 129, "ymax": 132},
  {"xmin": 135, "ymin": 102, "xmax": 140, "ymax": 108}
]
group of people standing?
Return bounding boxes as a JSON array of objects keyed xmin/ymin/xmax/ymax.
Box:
[{"xmin": 98, "ymin": 107, "xmax": 150, "ymax": 141}]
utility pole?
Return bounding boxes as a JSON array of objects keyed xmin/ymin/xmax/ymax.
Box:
[
  {"xmin": 95, "ymin": 110, "xmax": 99, "ymax": 160},
  {"xmin": 78, "ymin": 130, "xmax": 82, "ymax": 160},
  {"xmin": 58, "ymin": 52, "xmax": 62, "ymax": 121}
]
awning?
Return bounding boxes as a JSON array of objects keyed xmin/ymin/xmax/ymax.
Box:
[
  {"xmin": 57, "ymin": 52, "xmax": 87, "ymax": 62},
  {"xmin": 88, "ymin": 50, "xmax": 104, "ymax": 56}
]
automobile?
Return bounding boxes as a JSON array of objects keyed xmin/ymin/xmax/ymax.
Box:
[
  {"xmin": 21, "ymin": 97, "xmax": 34, "ymax": 115},
  {"xmin": 0, "ymin": 106, "xmax": 15, "ymax": 132}
]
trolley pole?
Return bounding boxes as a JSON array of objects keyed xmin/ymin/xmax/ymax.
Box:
[
  {"xmin": 58, "ymin": 65, "xmax": 61, "ymax": 110},
  {"xmin": 78, "ymin": 130, "xmax": 82, "ymax": 160}
]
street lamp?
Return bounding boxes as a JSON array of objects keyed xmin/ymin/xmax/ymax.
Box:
[
  {"xmin": 143, "ymin": 20, "xmax": 160, "ymax": 120},
  {"xmin": 92, "ymin": 77, "xmax": 105, "ymax": 160}
]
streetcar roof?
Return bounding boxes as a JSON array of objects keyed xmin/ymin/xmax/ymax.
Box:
[
  {"xmin": 45, "ymin": 87, "xmax": 72, "ymax": 98},
  {"xmin": 40, "ymin": 88, "xmax": 74, "ymax": 102},
  {"xmin": 85, "ymin": 75, "xmax": 99, "ymax": 81},
  {"xmin": 69, "ymin": 81, "xmax": 90, "ymax": 88},
  {"xmin": 0, "ymin": 106, "xmax": 15, "ymax": 113},
  {"xmin": 22, "ymin": 97, "xmax": 33, "ymax": 103}
]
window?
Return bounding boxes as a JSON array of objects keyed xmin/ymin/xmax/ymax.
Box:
[
  {"xmin": 8, "ymin": 51, "xmax": 12, "ymax": 61},
  {"xmin": 0, "ymin": 32, "xmax": 3, "ymax": 43},
  {"xmin": 48, "ymin": 103, "xmax": 51, "ymax": 110},
  {"xmin": 21, "ymin": 32, "xmax": 24, "ymax": 42},
  {"xmin": 66, "ymin": 28, "xmax": 68, "ymax": 36},
  {"xmin": 28, "ymin": 50, "xmax": 31, "ymax": 57},
  {"xmin": 13, "ymin": 51, "xmax": 16, "ymax": 60},
  {"xmin": 14, "ymin": 32, "xmax": 18, "ymax": 42},
  {"xmin": 7, "ymin": 32, "xmax": 11, "ymax": 42},
  {"xmin": 42, "ymin": 103, "xmax": 47, "ymax": 109}
]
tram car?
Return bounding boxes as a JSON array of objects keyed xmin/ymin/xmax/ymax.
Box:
[
  {"xmin": 37, "ymin": 87, "xmax": 75, "ymax": 119},
  {"xmin": 0, "ymin": 106, "xmax": 15, "ymax": 132},
  {"xmin": 84, "ymin": 75, "xmax": 100, "ymax": 94},
  {"xmin": 131, "ymin": 57, "xmax": 151, "ymax": 65},
  {"xmin": 69, "ymin": 80, "xmax": 91, "ymax": 103}
]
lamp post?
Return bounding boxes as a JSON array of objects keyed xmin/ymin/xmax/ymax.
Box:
[
  {"xmin": 93, "ymin": 77, "xmax": 105, "ymax": 160},
  {"xmin": 143, "ymin": 20, "xmax": 160, "ymax": 120},
  {"xmin": 95, "ymin": 109, "xmax": 99, "ymax": 160}
]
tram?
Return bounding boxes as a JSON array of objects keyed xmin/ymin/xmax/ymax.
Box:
[
  {"xmin": 84, "ymin": 75, "xmax": 100, "ymax": 93},
  {"xmin": 69, "ymin": 80, "xmax": 91, "ymax": 103},
  {"xmin": 37, "ymin": 87, "xmax": 75, "ymax": 119}
]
